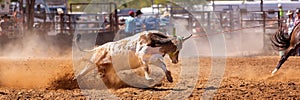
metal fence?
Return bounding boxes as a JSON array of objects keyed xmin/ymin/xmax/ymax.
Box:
[{"xmin": 188, "ymin": 10, "xmax": 282, "ymax": 34}]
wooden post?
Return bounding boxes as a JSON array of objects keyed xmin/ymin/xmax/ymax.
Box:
[
  {"xmin": 151, "ymin": 0, "xmax": 154, "ymax": 14},
  {"xmin": 278, "ymin": 11, "xmax": 281, "ymax": 29},
  {"xmin": 261, "ymin": 0, "xmax": 266, "ymax": 50},
  {"xmin": 207, "ymin": 12, "xmax": 211, "ymax": 31},
  {"xmin": 212, "ymin": 0, "xmax": 215, "ymax": 11},
  {"xmin": 68, "ymin": 14, "xmax": 72, "ymax": 34},
  {"xmin": 26, "ymin": 0, "xmax": 35, "ymax": 31},
  {"xmin": 188, "ymin": 13, "xmax": 193, "ymax": 31},
  {"xmin": 70, "ymin": 3, "xmax": 72, "ymax": 13},
  {"xmin": 65, "ymin": 0, "xmax": 68, "ymax": 13},
  {"xmin": 114, "ymin": 8, "xmax": 118, "ymax": 32},
  {"xmin": 240, "ymin": 10, "xmax": 243, "ymax": 28},
  {"xmin": 19, "ymin": 0, "xmax": 24, "ymax": 31},
  {"xmin": 60, "ymin": 14, "xmax": 64, "ymax": 34},
  {"xmin": 19, "ymin": 0, "xmax": 23, "ymax": 12},
  {"xmin": 260, "ymin": 0, "xmax": 265, "ymax": 33},
  {"xmin": 229, "ymin": 6, "xmax": 233, "ymax": 31}
]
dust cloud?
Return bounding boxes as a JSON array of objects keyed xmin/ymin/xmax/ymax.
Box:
[
  {"xmin": 0, "ymin": 34, "xmax": 72, "ymax": 58},
  {"xmin": 0, "ymin": 34, "xmax": 73, "ymax": 89}
]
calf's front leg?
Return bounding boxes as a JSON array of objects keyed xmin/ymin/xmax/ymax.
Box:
[{"xmin": 149, "ymin": 54, "xmax": 173, "ymax": 82}]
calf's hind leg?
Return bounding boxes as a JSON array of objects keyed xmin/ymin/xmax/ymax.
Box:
[
  {"xmin": 74, "ymin": 62, "xmax": 97, "ymax": 80},
  {"xmin": 74, "ymin": 53, "xmax": 103, "ymax": 80}
]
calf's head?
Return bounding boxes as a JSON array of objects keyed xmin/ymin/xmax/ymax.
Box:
[{"xmin": 145, "ymin": 32, "xmax": 192, "ymax": 64}]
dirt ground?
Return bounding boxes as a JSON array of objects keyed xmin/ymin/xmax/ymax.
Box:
[{"xmin": 0, "ymin": 56, "xmax": 300, "ymax": 99}]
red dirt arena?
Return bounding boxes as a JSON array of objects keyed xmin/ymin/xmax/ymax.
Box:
[{"xmin": 1, "ymin": 55, "xmax": 300, "ymax": 99}]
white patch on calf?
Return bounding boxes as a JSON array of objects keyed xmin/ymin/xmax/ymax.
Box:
[{"xmin": 173, "ymin": 36, "xmax": 184, "ymax": 50}]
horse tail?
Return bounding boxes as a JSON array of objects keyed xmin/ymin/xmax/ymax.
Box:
[{"xmin": 271, "ymin": 30, "xmax": 290, "ymax": 50}]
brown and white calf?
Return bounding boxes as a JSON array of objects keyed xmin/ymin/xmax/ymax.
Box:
[{"xmin": 74, "ymin": 31, "xmax": 192, "ymax": 83}]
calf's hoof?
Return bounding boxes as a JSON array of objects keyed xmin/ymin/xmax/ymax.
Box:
[{"xmin": 166, "ymin": 71, "xmax": 173, "ymax": 82}]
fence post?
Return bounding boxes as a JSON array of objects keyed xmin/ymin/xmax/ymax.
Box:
[
  {"xmin": 277, "ymin": 11, "xmax": 281, "ymax": 29},
  {"xmin": 219, "ymin": 12, "xmax": 222, "ymax": 28},
  {"xmin": 60, "ymin": 14, "xmax": 64, "ymax": 34},
  {"xmin": 240, "ymin": 10, "xmax": 243, "ymax": 28},
  {"xmin": 207, "ymin": 12, "xmax": 211, "ymax": 31},
  {"xmin": 230, "ymin": 10, "xmax": 233, "ymax": 31},
  {"xmin": 188, "ymin": 13, "xmax": 193, "ymax": 31},
  {"xmin": 263, "ymin": 11, "xmax": 266, "ymax": 50},
  {"xmin": 229, "ymin": 6, "xmax": 233, "ymax": 31},
  {"xmin": 263, "ymin": 11, "xmax": 266, "ymax": 34},
  {"xmin": 68, "ymin": 14, "xmax": 72, "ymax": 34}
]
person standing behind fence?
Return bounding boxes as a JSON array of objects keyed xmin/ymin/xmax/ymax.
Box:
[
  {"xmin": 13, "ymin": 7, "xmax": 24, "ymax": 35},
  {"xmin": 1, "ymin": 14, "xmax": 12, "ymax": 34},
  {"xmin": 145, "ymin": 14, "xmax": 160, "ymax": 31},
  {"xmin": 294, "ymin": 9, "xmax": 300, "ymax": 56},
  {"xmin": 284, "ymin": 10, "xmax": 294, "ymax": 36},
  {"xmin": 135, "ymin": 10, "xmax": 145, "ymax": 33},
  {"xmin": 294, "ymin": 9, "xmax": 300, "ymax": 25},
  {"xmin": 278, "ymin": 4, "xmax": 284, "ymax": 30},
  {"xmin": 278, "ymin": 4, "xmax": 284, "ymax": 19},
  {"xmin": 154, "ymin": 14, "xmax": 160, "ymax": 30},
  {"xmin": 124, "ymin": 11, "xmax": 136, "ymax": 36}
]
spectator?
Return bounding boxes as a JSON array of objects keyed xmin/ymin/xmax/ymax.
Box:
[
  {"xmin": 278, "ymin": 4, "xmax": 284, "ymax": 29},
  {"xmin": 294, "ymin": 9, "xmax": 300, "ymax": 56},
  {"xmin": 161, "ymin": 12, "xmax": 170, "ymax": 26},
  {"xmin": 13, "ymin": 7, "xmax": 23, "ymax": 24},
  {"xmin": 161, "ymin": 11, "xmax": 172, "ymax": 35},
  {"xmin": 0, "ymin": 14, "xmax": 12, "ymax": 34},
  {"xmin": 294, "ymin": 9, "xmax": 300, "ymax": 25},
  {"xmin": 135, "ymin": 10, "xmax": 144, "ymax": 33},
  {"xmin": 124, "ymin": 10, "xmax": 136, "ymax": 36},
  {"xmin": 144, "ymin": 14, "xmax": 160, "ymax": 31},
  {"xmin": 154, "ymin": 14, "xmax": 160, "ymax": 30},
  {"xmin": 284, "ymin": 10, "xmax": 294, "ymax": 36},
  {"xmin": 161, "ymin": 11, "xmax": 170, "ymax": 19},
  {"xmin": 278, "ymin": 4, "xmax": 284, "ymax": 19},
  {"xmin": 13, "ymin": 7, "xmax": 24, "ymax": 34}
]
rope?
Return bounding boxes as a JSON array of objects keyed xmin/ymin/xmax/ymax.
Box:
[{"xmin": 192, "ymin": 23, "xmax": 278, "ymax": 38}]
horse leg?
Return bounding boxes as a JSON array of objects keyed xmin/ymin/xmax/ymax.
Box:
[
  {"xmin": 272, "ymin": 45, "xmax": 298, "ymax": 75},
  {"xmin": 298, "ymin": 47, "xmax": 300, "ymax": 56}
]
